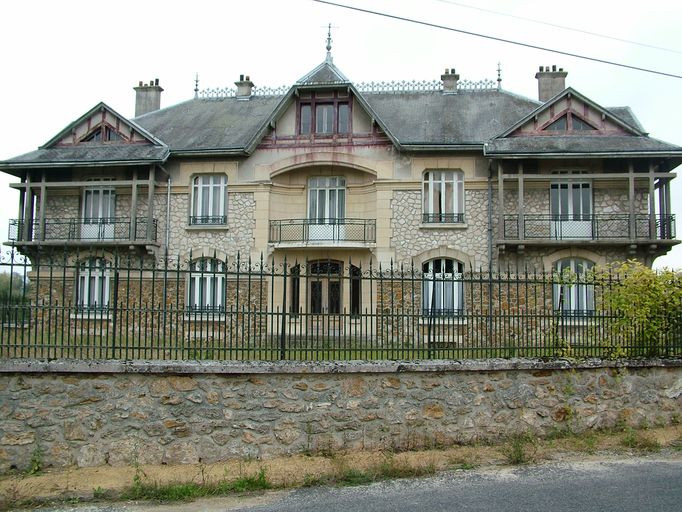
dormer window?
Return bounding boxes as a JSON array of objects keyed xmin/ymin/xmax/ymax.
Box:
[
  {"xmin": 298, "ymin": 91, "xmax": 351, "ymax": 136},
  {"xmin": 544, "ymin": 113, "xmax": 597, "ymax": 132}
]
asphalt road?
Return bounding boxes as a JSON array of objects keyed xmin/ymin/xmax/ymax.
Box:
[{"xmin": 20, "ymin": 457, "xmax": 682, "ymax": 512}]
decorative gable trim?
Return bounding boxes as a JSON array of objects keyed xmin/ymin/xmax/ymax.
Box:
[
  {"xmin": 42, "ymin": 102, "xmax": 167, "ymax": 149},
  {"xmin": 496, "ymin": 88, "xmax": 645, "ymax": 139}
]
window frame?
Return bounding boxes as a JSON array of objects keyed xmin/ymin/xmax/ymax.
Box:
[
  {"xmin": 187, "ymin": 257, "xmax": 226, "ymax": 313},
  {"xmin": 422, "ymin": 170, "xmax": 465, "ymax": 224},
  {"xmin": 189, "ymin": 174, "xmax": 228, "ymax": 226},
  {"xmin": 297, "ymin": 91, "xmax": 351, "ymax": 136},
  {"xmin": 553, "ymin": 258, "xmax": 595, "ymax": 317},
  {"xmin": 76, "ymin": 258, "xmax": 111, "ymax": 312},
  {"xmin": 422, "ymin": 258, "xmax": 464, "ymax": 316}
]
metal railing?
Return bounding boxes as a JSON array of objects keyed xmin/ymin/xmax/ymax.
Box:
[
  {"xmin": 188, "ymin": 215, "xmax": 227, "ymax": 226},
  {"xmin": 0, "ymin": 250, "xmax": 679, "ymax": 361},
  {"xmin": 269, "ymin": 218, "xmax": 376, "ymax": 244},
  {"xmin": 503, "ymin": 214, "xmax": 676, "ymax": 241},
  {"xmin": 8, "ymin": 218, "xmax": 158, "ymax": 243},
  {"xmin": 422, "ymin": 213, "xmax": 465, "ymax": 224}
]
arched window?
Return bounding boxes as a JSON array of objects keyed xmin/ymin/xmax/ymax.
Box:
[
  {"xmin": 188, "ymin": 258, "xmax": 226, "ymax": 312},
  {"xmin": 77, "ymin": 258, "xmax": 110, "ymax": 311},
  {"xmin": 554, "ymin": 258, "xmax": 594, "ymax": 316},
  {"xmin": 422, "ymin": 170, "xmax": 465, "ymax": 223},
  {"xmin": 422, "ymin": 258, "xmax": 464, "ymax": 315}
]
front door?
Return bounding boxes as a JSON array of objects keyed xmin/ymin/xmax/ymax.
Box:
[
  {"xmin": 81, "ymin": 186, "xmax": 115, "ymax": 240},
  {"xmin": 308, "ymin": 260, "xmax": 343, "ymax": 335},
  {"xmin": 550, "ymin": 182, "xmax": 592, "ymax": 239},
  {"xmin": 307, "ymin": 177, "xmax": 346, "ymax": 241}
]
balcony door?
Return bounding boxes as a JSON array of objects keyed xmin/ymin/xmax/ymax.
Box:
[
  {"xmin": 81, "ymin": 185, "xmax": 115, "ymax": 240},
  {"xmin": 550, "ymin": 182, "xmax": 592, "ymax": 239},
  {"xmin": 308, "ymin": 260, "xmax": 343, "ymax": 335},
  {"xmin": 307, "ymin": 177, "xmax": 346, "ymax": 241}
]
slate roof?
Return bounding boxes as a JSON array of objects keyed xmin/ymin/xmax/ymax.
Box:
[
  {"xmin": 297, "ymin": 59, "xmax": 349, "ymax": 85},
  {"xmin": 1, "ymin": 144, "xmax": 169, "ymax": 170},
  {"xmin": 485, "ymin": 135, "xmax": 682, "ymax": 156},
  {"xmin": 134, "ymin": 96, "xmax": 284, "ymax": 154}
]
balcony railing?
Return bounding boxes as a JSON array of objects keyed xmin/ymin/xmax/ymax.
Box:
[
  {"xmin": 503, "ymin": 214, "xmax": 676, "ymax": 241},
  {"xmin": 8, "ymin": 217, "xmax": 158, "ymax": 243},
  {"xmin": 422, "ymin": 213, "xmax": 466, "ymax": 224},
  {"xmin": 269, "ymin": 218, "xmax": 376, "ymax": 244},
  {"xmin": 188, "ymin": 215, "xmax": 227, "ymax": 226}
]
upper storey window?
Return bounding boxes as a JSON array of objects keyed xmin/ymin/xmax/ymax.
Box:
[
  {"xmin": 190, "ymin": 174, "xmax": 227, "ymax": 226},
  {"xmin": 423, "ymin": 170, "xmax": 465, "ymax": 223},
  {"xmin": 82, "ymin": 126, "xmax": 122, "ymax": 142},
  {"xmin": 299, "ymin": 91, "xmax": 350, "ymax": 136}
]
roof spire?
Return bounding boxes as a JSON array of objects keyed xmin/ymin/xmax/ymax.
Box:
[
  {"xmin": 194, "ymin": 73, "xmax": 199, "ymax": 99},
  {"xmin": 497, "ymin": 62, "xmax": 502, "ymax": 90},
  {"xmin": 325, "ymin": 23, "xmax": 333, "ymax": 63}
]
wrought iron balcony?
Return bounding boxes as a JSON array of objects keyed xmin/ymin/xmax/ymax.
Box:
[
  {"xmin": 422, "ymin": 213, "xmax": 465, "ymax": 224},
  {"xmin": 188, "ymin": 215, "xmax": 227, "ymax": 226},
  {"xmin": 502, "ymin": 214, "xmax": 676, "ymax": 241},
  {"xmin": 8, "ymin": 217, "xmax": 158, "ymax": 244},
  {"xmin": 269, "ymin": 218, "xmax": 376, "ymax": 245}
]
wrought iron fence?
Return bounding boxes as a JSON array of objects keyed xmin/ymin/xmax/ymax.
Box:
[{"xmin": 0, "ymin": 249, "xmax": 679, "ymax": 361}]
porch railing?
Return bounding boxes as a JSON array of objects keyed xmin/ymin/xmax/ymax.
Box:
[
  {"xmin": 269, "ymin": 218, "xmax": 376, "ymax": 244},
  {"xmin": 503, "ymin": 214, "xmax": 676, "ymax": 241},
  {"xmin": 8, "ymin": 217, "xmax": 158, "ymax": 243}
]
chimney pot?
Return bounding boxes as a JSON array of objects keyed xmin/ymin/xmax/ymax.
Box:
[
  {"xmin": 444, "ymin": 69, "xmax": 449, "ymax": 74},
  {"xmin": 240, "ymin": 74, "xmax": 244, "ymax": 81},
  {"xmin": 552, "ymin": 65, "xmax": 557, "ymax": 72},
  {"xmin": 155, "ymin": 78, "xmax": 159, "ymax": 86},
  {"xmin": 138, "ymin": 80, "xmax": 143, "ymax": 86},
  {"xmin": 451, "ymin": 68, "xmax": 456, "ymax": 74}
]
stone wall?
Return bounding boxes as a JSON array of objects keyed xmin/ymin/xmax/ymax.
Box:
[{"xmin": 0, "ymin": 359, "xmax": 680, "ymax": 472}]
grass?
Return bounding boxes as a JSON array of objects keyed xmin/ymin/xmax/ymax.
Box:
[
  {"xmin": 120, "ymin": 467, "xmax": 271, "ymax": 502},
  {"xmin": 621, "ymin": 429, "xmax": 661, "ymax": 453},
  {"xmin": 501, "ymin": 434, "xmax": 537, "ymax": 465}
]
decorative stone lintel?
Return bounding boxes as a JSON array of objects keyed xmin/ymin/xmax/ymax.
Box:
[{"xmin": 1, "ymin": 357, "xmax": 680, "ymax": 376}]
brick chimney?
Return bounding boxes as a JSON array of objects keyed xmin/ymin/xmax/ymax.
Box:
[
  {"xmin": 134, "ymin": 79, "xmax": 163, "ymax": 117},
  {"xmin": 535, "ymin": 65, "xmax": 567, "ymax": 102},
  {"xmin": 441, "ymin": 68, "xmax": 459, "ymax": 94},
  {"xmin": 235, "ymin": 74, "xmax": 254, "ymax": 99}
]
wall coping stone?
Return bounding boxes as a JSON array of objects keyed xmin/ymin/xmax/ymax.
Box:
[{"xmin": 0, "ymin": 358, "xmax": 680, "ymax": 375}]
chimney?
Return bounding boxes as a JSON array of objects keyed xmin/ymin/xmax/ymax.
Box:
[
  {"xmin": 134, "ymin": 78, "xmax": 163, "ymax": 116},
  {"xmin": 235, "ymin": 74, "xmax": 254, "ymax": 99},
  {"xmin": 535, "ymin": 65, "xmax": 567, "ymax": 102},
  {"xmin": 441, "ymin": 68, "xmax": 459, "ymax": 94}
]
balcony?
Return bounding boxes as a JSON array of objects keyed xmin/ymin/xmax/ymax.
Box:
[
  {"xmin": 502, "ymin": 214, "xmax": 676, "ymax": 243},
  {"xmin": 8, "ymin": 217, "xmax": 158, "ymax": 246},
  {"xmin": 422, "ymin": 213, "xmax": 465, "ymax": 224},
  {"xmin": 269, "ymin": 218, "xmax": 376, "ymax": 248}
]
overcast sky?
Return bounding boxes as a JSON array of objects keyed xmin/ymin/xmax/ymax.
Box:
[{"xmin": 0, "ymin": 0, "xmax": 680, "ymax": 267}]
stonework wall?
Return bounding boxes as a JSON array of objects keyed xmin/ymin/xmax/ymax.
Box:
[
  {"xmin": 166, "ymin": 192, "xmax": 256, "ymax": 259},
  {"xmin": 0, "ymin": 360, "xmax": 679, "ymax": 472},
  {"xmin": 391, "ymin": 190, "xmax": 490, "ymax": 267}
]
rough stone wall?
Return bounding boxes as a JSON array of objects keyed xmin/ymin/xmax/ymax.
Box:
[
  {"xmin": 391, "ymin": 190, "xmax": 489, "ymax": 267},
  {"xmin": 0, "ymin": 362, "xmax": 680, "ymax": 471},
  {"xmin": 166, "ymin": 193, "xmax": 256, "ymax": 259}
]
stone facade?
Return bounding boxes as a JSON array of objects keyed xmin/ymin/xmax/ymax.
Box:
[
  {"xmin": 391, "ymin": 189, "xmax": 490, "ymax": 267},
  {"xmin": 0, "ymin": 360, "xmax": 680, "ymax": 471}
]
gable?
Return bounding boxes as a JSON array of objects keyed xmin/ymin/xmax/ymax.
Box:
[
  {"xmin": 511, "ymin": 94, "xmax": 634, "ymax": 136},
  {"xmin": 44, "ymin": 103, "xmax": 162, "ymax": 148}
]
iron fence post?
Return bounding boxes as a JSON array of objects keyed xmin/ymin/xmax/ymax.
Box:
[{"xmin": 280, "ymin": 258, "xmax": 288, "ymax": 360}]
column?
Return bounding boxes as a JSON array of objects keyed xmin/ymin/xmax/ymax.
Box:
[
  {"xmin": 628, "ymin": 162, "xmax": 635, "ymax": 239},
  {"xmin": 517, "ymin": 162, "xmax": 524, "ymax": 240},
  {"xmin": 146, "ymin": 165, "xmax": 155, "ymax": 241},
  {"xmin": 130, "ymin": 169, "xmax": 138, "ymax": 240},
  {"xmin": 648, "ymin": 164, "xmax": 656, "ymax": 239}
]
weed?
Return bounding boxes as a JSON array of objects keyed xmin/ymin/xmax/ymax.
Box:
[
  {"xmin": 376, "ymin": 454, "xmax": 435, "ymax": 480},
  {"xmin": 671, "ymin": 413, "xmax": 680, "ymax": 426},
  {"xmin": 455, "ymin": 462, "xmax": 477, "ymax": 470},
  {"xmin": 92, "ymin": 487, "xmax": 109, "ymax": 500},
  {"xmin": 502, "ymin": 434, "xmax": 536, "ymax": 465},
  {"xmin": 27, "ymin": 446, "xmax": 43, "ymax": 476},
  {"xmin": 621, "ymin": 429, "xmax": 661, "ymax": 453},
  {"xmin": 338, "ymin": 468, "xmax": 374, "ymax": 487}
]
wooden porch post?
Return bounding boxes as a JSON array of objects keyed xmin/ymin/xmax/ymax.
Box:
[
  {"xmin": 628, "ymin": 162, "xmax": 635, "ymax": 239},
  {"xmin": 517, "ymin": 162, "xmax": 524, "ymax": 240},
  {"xmin": 146, "ymin": 165, "xmax": 155, "ymax": 241},
  {"xmin": 39, "ymin": 171, "xmax": 46, "ymax": 241},
  {"xmin": 648, "ymin": 164, "xmax": 656, "ymax": 239},
  {"xmin": 130, "ymin": 169, "xmax": 138, "ymax": 241},
  {"xmin": 497, "ymin": 162, "xmax": 505, "ymax": 239}
]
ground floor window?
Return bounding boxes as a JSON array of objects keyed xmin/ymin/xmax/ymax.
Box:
[
  {"xmin": 554, "ymin": 258, "xmax": 595, "ymax": 316},
  {"xmin": 188, "ymin": 258, "xmax": 226, "ymax": 312},
  {"xmin": 422, "ymin": 258, "xmax": 464, "ymax": 316},
  {"xmin": 77, "ymin": 258, "xmax": 110, "ymax": 310}
]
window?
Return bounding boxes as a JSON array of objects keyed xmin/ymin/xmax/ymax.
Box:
[
  {"xmin": 298, "ymin": 92, "xmax": 350, "ymax": 135},
  {"xmin": 422, "ymin": 258, "xmax": 464, "ymax": 316},
  {"xmin": 188, "ymin": 258, "xmax": 226, "ymax": 312},
  {"xmin": 554, "ymin": 258, "xmax": 594, "ymax": 316},
  {"xmin": 423, "ymin": 170, "xmax": 465, "ymax": 223},
  {"xmin": 550, "ymin": 180, "xmax": 592, "ymax": 239},
  {"xmin": 83, "ymin": 126, "xmax": 121, "ymax": 142},
  {"xmin": 81, "ymin": 182, "xmax": 115, "ymax": 240},
  {"xmin": 544, "ymin": 113, "xmax": 597, "ymax": 132},
  {"xmin": 77, "ymin": 258, "xmax": 110, "ymax": 311},
  {"xmin": 190, "ymin": 175, "xmax": 227, "ymax": 225}
]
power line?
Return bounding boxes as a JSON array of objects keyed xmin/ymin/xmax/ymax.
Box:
[
  {"xmin": 433, "ymin": 0, "xmax": 682, "ymax": 55},
  {"xmin": 312, "ymin": 0, "xmax": 682, "ymax": 80}
]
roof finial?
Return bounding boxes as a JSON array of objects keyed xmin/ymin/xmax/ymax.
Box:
[
  {"xmin": 497, "ymin": 62, "xmax": 502, "ymax": 90},
  {"xmin": 325, "ymin": 23, "xmax": 333, "ymax": 63},
  {"xmin": 194, "ymin": 73, "xmax": 199, "ymax": 99}
]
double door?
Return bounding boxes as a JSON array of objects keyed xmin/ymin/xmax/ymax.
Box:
[{"xmin": 550, "ymin": 182, "xmax": 592, "ymax": 239}]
